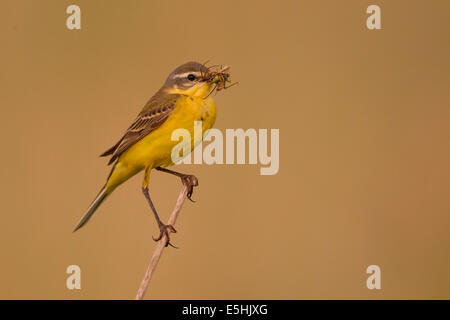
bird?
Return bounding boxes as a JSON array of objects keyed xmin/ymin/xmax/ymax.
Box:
[{"xmin": 73, "ymin": 61, "xmax": 232, "ymax": 247}]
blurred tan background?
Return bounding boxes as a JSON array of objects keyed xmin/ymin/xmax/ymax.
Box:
[{"xmin": 0, "ymin": 0, "xmax": 449, "ymax": 299}]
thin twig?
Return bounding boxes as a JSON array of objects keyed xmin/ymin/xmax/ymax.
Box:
[{"xmin": 135, "ymin": 184, "xmax": 189, "ymax": 300}]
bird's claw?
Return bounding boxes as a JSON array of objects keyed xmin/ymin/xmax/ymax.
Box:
[
  {"xmin": 153, "ymin": 223, "xmax": 177, "ymax": 248},
  {"xmin": 181, "ymin": 174, "xmax": 199, "ymax": 202}
]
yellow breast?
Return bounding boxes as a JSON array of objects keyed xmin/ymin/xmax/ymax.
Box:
[
  {"xmin": 104, "ymin": 82, "xmax": 217, "ymax": 190},
  {"xmin": 119, "ymin": 94, "xmax": 216, "ymax": 169}
]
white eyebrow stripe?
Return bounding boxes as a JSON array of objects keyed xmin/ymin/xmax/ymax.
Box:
[{"xmin": 172, "ymin": 71, "xmax": 202, "ymax": 79}]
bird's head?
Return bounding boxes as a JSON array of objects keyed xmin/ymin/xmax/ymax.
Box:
[{"xmin": 163, "ymin": 61, "xmax": 234, "ymax": 98}]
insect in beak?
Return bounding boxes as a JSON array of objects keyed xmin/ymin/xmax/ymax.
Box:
[
  {"xmin": 202, "ymin": 65, "xmax": 237, "ymax": 98},
  {"xmin": 212, "ymin": 72, "xmax": 229, "ymax": 84}
]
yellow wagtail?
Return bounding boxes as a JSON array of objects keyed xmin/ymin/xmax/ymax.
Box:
[{"xmin": 73, "ymin": 61, "xmax": 232, "ymax": 247}]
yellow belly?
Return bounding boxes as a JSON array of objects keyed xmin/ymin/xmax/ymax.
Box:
[{"xmin": 106, "ymin": 95, "xmax": 216, "ymax": 190}]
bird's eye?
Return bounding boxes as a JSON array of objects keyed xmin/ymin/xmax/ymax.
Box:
[{"xmin": 187, "ymin": 74, "xmax": 196, "ymax": 81}]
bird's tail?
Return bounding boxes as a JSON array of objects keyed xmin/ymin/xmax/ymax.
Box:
[{"xmin": 73, "ymin": 187, "xmax": 109, "ymax": 232}]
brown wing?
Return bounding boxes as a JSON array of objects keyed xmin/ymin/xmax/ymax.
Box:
[{"xmin": 101, "ymin": 93, "xmax": 180, "ymax": 165}]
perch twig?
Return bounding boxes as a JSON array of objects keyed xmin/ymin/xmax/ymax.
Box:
[{"xmin": 135, "ymin": 184, "xmax": 190, "ymax": 300}]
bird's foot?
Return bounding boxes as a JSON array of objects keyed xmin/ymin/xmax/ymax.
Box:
[
  {"xmin": 153, "ymin": 223, "xmax": 177, "ymax": 248},
  {"xmin": 180, "ymin": 174, "xmax": 199, "ymax": 202}
]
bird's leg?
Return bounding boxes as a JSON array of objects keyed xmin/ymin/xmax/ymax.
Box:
[
  {"xmin": 155, "ymin": 167, "xmax": 199, "ymax": 202},
  {"xmin": 142, "ymin": 167, "xmax": 177, "ymax": 248}
]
